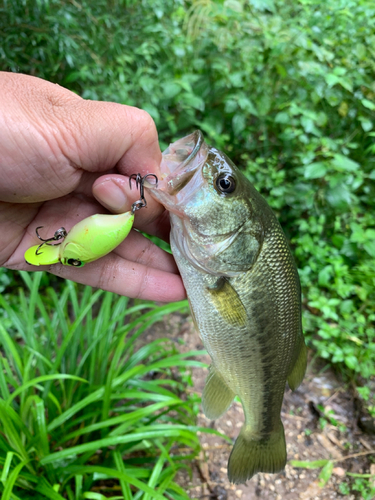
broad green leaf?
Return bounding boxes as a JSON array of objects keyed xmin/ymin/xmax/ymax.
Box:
[
  {"xmin": 359, "ymin": 116, "xmax": 373, "ymax": 132},
  {"xmin": 248, "ymin": 0, "xmax": 275, "ymax": 12},
  {"xmin": 318, "ymin": 460, "xmax": 334, "ymax": 486},
  {"xmin": 318, "ymin": 266, "xmax": 333, "ymax": 287},
  {"xmin": 326, "ymin": 184, "xmax": 351, "ymax": 209},
  {"xmin": 363, "ymin": 241, "xmax": 375, "ymax": 258},
  {"xmin": 182, "ymin": 94, "xmax": 205, "ymax": 111},
  {"xmin": 331, "ymin": 154, "xmax": 359, "ymax": 172},
  {"xmin": 163, "ymin": 82, "xmax": 181, "ymax": 99},
  {"xmin": 232, "ymin": 114, "xmax": 246, "ymax": 135},
  {"xmin": 275, "ymin": 112, "xmax": 289, "ymax": 124},
  {"xmin": 344, "ymin": 355, "xmax": 358, "ymax": 370},
  {"xmin": 304, "ymin": 162, "xmax": 327, "ymax": 179},
  {"xmin": 361, "ymin": 98, "xmax": 375, "ymax": 111},
  {"xmin": 142, "ymin": 103, "xmax": 160, "ymax": 123}
]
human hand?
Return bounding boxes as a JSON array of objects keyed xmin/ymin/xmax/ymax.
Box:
[{"xmin": 0, "ymin": 72, "xmax": 185, "ymax": 302}]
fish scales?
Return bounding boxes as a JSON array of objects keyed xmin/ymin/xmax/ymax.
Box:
[{"xmin": 148, "ymin": 130, "xmax": 307, "ymax": 484}]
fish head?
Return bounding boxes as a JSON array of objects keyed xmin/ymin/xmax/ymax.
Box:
[{"xmin": 147, "ymin": 131, "xmax": 265, "ymax": 276}]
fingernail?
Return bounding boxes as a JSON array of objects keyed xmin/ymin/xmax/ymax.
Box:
[{"xmin": 94, "ymin": 181, "xmax": 128, "ymax": 212}]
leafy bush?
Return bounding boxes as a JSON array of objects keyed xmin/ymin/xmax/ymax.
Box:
[
  {"xmin": 0, "ymin": 272, "xmax": 208, "ymax": 499},
  {"xmin": 1, "ymin": 0, "xmax": 374, "ymax": 379}
]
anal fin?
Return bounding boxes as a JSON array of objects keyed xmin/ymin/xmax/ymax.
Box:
[
  {"xmin": 202, "ymin": 365, "xmax": 235, "ymax": 420},
  {"xmin": 288, "ymin": 339, "xmax": 307, "ymax": 391}
]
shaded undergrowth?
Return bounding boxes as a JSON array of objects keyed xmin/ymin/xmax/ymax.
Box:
[{"xmin": 0, "ymin": 271, "xmax": 212, "ymax": 499}]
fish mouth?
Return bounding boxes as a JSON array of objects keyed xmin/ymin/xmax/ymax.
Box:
[{"xmin": 145, "ymin": 130, "xmax": 209, "ymax": 213}]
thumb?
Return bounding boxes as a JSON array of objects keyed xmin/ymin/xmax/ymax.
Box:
[
  {"xmin": 0, "ymin": 72, "xmax": 161, "ymax": 202},
  {"xmin": 70, "ymin": 99, "xmax": 162, "ymax": 177}
]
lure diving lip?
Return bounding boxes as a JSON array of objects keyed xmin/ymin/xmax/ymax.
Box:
[{"xmin": 24, "ymin": 173, "xmax": 158, "ymax": 267}]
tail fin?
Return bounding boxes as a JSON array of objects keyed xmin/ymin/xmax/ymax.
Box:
[{"xmin": 227, "ymin": 421, "xmax": 286, "ymax": 484}]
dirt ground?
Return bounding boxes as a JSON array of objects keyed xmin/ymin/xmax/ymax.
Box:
[{"xmin": 145, "ymin": 312, "xmax": 375, "ymax": 500}]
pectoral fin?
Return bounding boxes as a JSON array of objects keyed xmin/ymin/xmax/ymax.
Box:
[
  {"xmin": 287, "ymin": 339, "xmax": 307, "ymax": 391},
  {"xmin": 206, "ymin": 278, "xmax": 247, "ymax": 328},
  {"xmin": 202, "ymin": 365, "xmax": 235, "ymax": 420}
]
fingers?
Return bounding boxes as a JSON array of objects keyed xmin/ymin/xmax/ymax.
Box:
[
  {"xmin": 113, "ymin": 230, "xmax": 178, "ymax": 274},
  {"xmin": 0, "ymin": 72, "xmax": 161, "ymax": 202},
  {"xmin": 0, "ymin": 73, "xmax": 177, "ymax": 301},
  {"xmin": 3, "ymin": 194, "xmax": 183, "ymax": 302},
  {"xmin": 66, "ymin": 99, "xmax": 162, "ymax": 177},
  {"xmin": 48, "ymin": 254, "xmax": 186, "ymax": 302},
  {"xmin": 6, "ymin": 194, "xmax": 175, "ymax": 273},
  {"xmin": 92, "ymin": 174, "xmax": 163, "ymax": 219},
  {"xmin": 6, "ymin": 228, "xmax": 184, "ymax": 302},
  {"xmin": 13, "ymin": 254, "xmax": 185, "ymax": 302},
  {"xmin": 0, "ymin": 73, "xmax": 83, "ymax": 202},
  {"xmin": 0, "ymin": 201, "xmax": 41, "ymax": 266}
]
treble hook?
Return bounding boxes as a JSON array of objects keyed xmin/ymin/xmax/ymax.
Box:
[
  {"xmin": 129, "ymin": 173, "xmax": 158, "ymax": 213},
  {"xmin": 35, "ymin": 226, "xmax": 67, "ymax": 255}
]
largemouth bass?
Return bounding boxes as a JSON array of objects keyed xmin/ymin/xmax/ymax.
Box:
[{"xmin": 147, "ymin": 131, "xmax": 307, "ymax": 484}]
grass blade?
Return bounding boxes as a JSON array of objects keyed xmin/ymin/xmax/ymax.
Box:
[
  {"xmin": 1, "ymin": 459, "xmax": 28, "ymax": 500},
  {"xmin": 114, "ymin": 450, "xmax": 133, "ymax": 500},
  {"xmin": 0, "ymin": 452, "xmax": 14, "ymax": 485},
  {"xmin": 41, "ymin": 429, "xmax": 196, "ymax": 465},
  {"xmin": 0, "ymin": 323, "xmax": 23, "ymax": 375},
  {"xmin": 64, "ymin": 466, "xmax": 169, "ymax": 500},
  {"xmin": 6, "ymin": 374, "xmax": 88, "ymax": 404}
]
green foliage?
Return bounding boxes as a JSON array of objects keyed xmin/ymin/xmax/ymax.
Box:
[
  {"xmin": 0, "ymin": 272, "xmax": 210, "ymax": 499},
  {"xmin": 339, "ymin": 473, "xmax": 375, "ymax": 500},
  {"xmin": 291, "ymin": 459, "xmax": 335, "ymax": 487},
  {"xmin": 1, "ymin": 0, "xmax": 374, "ymax": 381},
  {"xmin": 317, "ymin": 404, "xmax": 347, "ymax": 434},
  {"xmin": 292, "ymin": 461, "xmax": 375, "ymax": 497},
  {"xmin": 349, "ymin": 475, "xmax": 375, "ymax": 500},
  {"xmin": 1, "ymin": 1, "xmax": 375, "ymax": 493}
]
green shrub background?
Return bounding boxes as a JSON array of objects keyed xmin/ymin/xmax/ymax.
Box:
[
  {"xmin": 1, "ymin": 0, "xmax": 375, "ymax": 497},
  {"xmin": 3, "ymin": 0, "xmax": 373, "ymax": 378}
]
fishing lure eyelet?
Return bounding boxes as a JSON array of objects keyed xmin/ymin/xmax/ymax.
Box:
[
  {"xmin": 129, "ymin": 173, "xmax": 158, "ymax": 213},
  {"xmin": 35, "ymin": 226, "xmax": 68, "ymax": 255},
  {"xmin": 36, "ymin": 226, "xmax": 67, "ymax": 243}
]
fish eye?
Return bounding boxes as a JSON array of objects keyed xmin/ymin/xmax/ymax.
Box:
[
  {"xmin": 215, "ymin": 174, "xmax": 236, "ymax": 195},
  {"xmin": 67, "ymin": 258, "xmax": 84, "ymax": 267}
]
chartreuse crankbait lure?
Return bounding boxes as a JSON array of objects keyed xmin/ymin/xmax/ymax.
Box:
[{"xmin": 24, "ymin": 173, "xmax": 157, "ymax": 267}]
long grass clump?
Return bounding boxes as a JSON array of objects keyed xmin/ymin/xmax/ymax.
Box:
[{"xmin": 0, "ymin": 271, "xmax": 210, "ymax": 499}]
